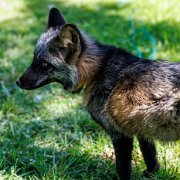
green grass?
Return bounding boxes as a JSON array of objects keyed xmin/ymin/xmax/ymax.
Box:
[{"xmin": 0, "ymin": 0, "xmax": 179, "ymax": 179}]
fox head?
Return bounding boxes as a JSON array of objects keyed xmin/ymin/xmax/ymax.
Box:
[{"xmin": 16, "ymin": 8, "xmax": 89, "ymax": 91}]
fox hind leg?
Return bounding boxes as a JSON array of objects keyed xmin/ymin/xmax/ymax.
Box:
[{"xmin": 138, "ymin": 138, "xmax": 159, "ymax": 177}]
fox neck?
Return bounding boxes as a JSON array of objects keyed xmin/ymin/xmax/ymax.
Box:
[{"xmin": 74, "ymin": 32, "xmax": 116, "ymax": 91}]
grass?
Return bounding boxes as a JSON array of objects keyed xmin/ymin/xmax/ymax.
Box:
[{"xmin": 0, "ymin": 0, "xmax": 179, "ymax": 179}]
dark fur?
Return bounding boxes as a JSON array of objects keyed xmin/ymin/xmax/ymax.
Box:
[{"xmin": 17, "ymin": 8, "xmax": 180, "ymax": 179}]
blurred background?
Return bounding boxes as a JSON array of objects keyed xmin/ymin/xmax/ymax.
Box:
[{"xmin": 0, "ymin": 0, "xmax": 179, "ymax": 179}]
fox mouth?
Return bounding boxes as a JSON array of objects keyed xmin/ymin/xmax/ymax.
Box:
[
  {"xmin": 16, "ymin": 79, "xmax": 71, "ymax": 91},
  {"xmin": 16, "ymin": 79, "xmax": 52, "ymax": 90}
]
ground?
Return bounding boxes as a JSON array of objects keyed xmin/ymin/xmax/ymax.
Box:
[{"xmin": 0, "ymin": 0, "xmax": 179, "ymax": 179}]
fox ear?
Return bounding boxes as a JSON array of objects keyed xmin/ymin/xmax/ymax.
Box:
[
  {"xmin": 59, "ymin": 24, "xmax": 81, "ymax": 46},
  {"xmin": 47, "ymin": 7, "xmax": 66, "ymax": 29},
  {"xmin": 57, "ymin": 24, "xmax": 82, "ymax": 64}
]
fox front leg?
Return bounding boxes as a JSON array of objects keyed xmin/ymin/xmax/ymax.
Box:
[{"xmin": 112, "ymin": 134, "xmax": 133, "ymax": 180}]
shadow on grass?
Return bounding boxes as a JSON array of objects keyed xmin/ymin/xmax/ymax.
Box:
[
  {"xmin": 0, "ymin": 105, "xmax": 116, "ymax": 179},
  {"xmin": 0, "ymin": 0, "xmax": 179, "ymax": 179}
]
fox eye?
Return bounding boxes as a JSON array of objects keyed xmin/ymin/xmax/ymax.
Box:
[
  {"xmin": 42, "ymin": 62, "xmax": 48, "ymax": 67},
  {"xmin": 41, "ymin": 62, "xmax": 51, "ymax": 70}
]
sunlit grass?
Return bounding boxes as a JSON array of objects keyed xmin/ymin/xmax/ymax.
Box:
[
  {"xmin": 0, "ymin": 0, "xmax": 179, "ymax": 179},
  {"xmin": 0, "ymin": 0, "xmax": 25, "ymax": 22}
]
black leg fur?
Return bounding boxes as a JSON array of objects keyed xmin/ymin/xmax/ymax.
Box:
[
  {"xmin": 112, "ymin": 135, "xmax": 133, "ymax": 180},
  {"xmin": 138, "ymin": 138, "xmax": 159, "ymax": 177}
]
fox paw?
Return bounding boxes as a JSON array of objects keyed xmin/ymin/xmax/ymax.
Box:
[{"xmin": 143, "ymin": 165, "xmax": 160, "ymax": 178}]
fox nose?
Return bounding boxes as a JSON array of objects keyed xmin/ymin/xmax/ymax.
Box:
[{"xmin": 16, "ymin": 79, "xmax": 21, "ymax": 87}]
